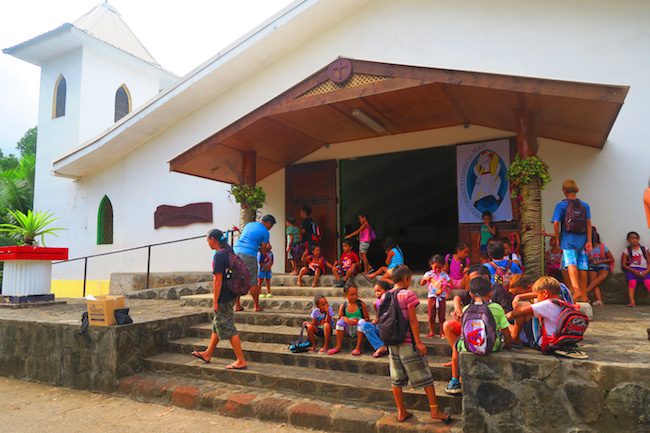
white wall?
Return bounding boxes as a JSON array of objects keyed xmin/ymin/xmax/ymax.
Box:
[{"xmin": 46, "ymin": 0, "xmax": 650, "ymax": 280}]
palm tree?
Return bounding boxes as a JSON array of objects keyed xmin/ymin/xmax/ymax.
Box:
[{"xmin": 0, "ymin": 153, "xmax": 35, "ymax": 215}]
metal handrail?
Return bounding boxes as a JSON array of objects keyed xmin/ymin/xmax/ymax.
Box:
[{"xmin": 53, "ymin": 229, "xmax": 238, "ymax": 297}]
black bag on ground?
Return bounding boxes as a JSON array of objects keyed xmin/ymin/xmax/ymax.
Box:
[
  {"xmin": 114, "ymin": 308, "xmax": 133, "ymax": 325},
  {"xmin": 377, "ymin": 288, "xmax": 409, "ymax": 346},
  {"xmin": 289, "ymin": 324, "xmax": 312, "ymax": 353}
]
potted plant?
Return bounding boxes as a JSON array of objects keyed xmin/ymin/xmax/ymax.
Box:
[{"xmin": 0, "ymin": 210, "xmax": 67, "ymax": 302}]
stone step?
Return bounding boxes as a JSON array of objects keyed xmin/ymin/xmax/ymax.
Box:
[
  {"xmin": 189, "ymin": 322, "xmax": 452, "ymax": 357},
  {"xmin": 117, "ymin": 373, "xmax": 454, "ymax": 433},
  {"xmin": 125, "ymin": 282, "xmax": 210, "ymax": 300},
  {"xmin": 232, "ymin": 310, "xmax": 442, "ymax": 335},
  {"xmin": 265, "ymin": 285, "xmax": 430, "ymax": 298},
  {"xmin": 167, "ymin": 337, "xmax": 452, "ymax": 380},
  {"xmin": 144, "ymin": 352, "xmax": 462, "ymax": 414},
  {"xmin": 181, "ymin": 294, "xmax": 454, "ymax": 315}
]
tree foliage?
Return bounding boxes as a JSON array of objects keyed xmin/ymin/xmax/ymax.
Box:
[{"xmin": 16, "ymin": 126, "xmax": 37, "ymax": 157}]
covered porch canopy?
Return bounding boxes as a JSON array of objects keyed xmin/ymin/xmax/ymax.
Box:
[{"xmin": 169, "ymin": 58, "xmax": 629, "ymax": 185}]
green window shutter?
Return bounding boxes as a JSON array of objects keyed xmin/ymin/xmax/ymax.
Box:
[{"xmin": 97, "ymin": 196, "xmax": 114, "ymax": 245}]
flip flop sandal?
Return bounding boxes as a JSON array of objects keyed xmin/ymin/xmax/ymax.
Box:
[
  {"xmin": 225, "ymin": 363, "xmax": 247, "ymax": 370},
  {"xmin": 191, "ymin": 352, "xmax": 210, "ymax": 364}
]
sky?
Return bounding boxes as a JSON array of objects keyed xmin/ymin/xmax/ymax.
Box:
[{"xmin": 0, "ymin": 0, "xmax": 295, "ymax": 156}]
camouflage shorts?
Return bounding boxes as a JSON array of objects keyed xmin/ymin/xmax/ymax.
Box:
[{"xmin": 212, "ymin": 300, "xmax": 237, "ymax": 340}]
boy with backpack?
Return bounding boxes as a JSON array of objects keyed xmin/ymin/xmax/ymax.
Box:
[
  {"xmin": 445, "ymin": 277, "xmax": 512, "ymax": 395},
  {"xmin": 510, "ymin": 276, "xmax": 589, "ymax": 359},
  {"xmin": 377, "ymin": 265, "xmax": 451, "ymax": 424},
  {"xmin": 552, "ymin": 179, "xmax": 593, "ymax": 302},
  {"xmin": 483, "ymin": 240, "xmax": 523, "ymax": 288}
]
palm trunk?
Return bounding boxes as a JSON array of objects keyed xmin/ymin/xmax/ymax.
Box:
[
  {"xmin": 520, "ymin": 179, "xmax": 544, "ymax": 279},
  {"xmin": 239, "ymin": 206, "xmax": 256, "ymax": 229}
]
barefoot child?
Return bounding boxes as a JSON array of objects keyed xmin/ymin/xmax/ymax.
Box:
[
  {"xmin": 328, "ymin": 284, "xmax": 369, "ymax": 355},
  {"xmin": 257, "ymin": 244, "xmax": 273, "ymax": 298},
  {"xmin": 328, "ymin": 240, "xmax": 361, "ymax": 288},
  {"xmin": 445, "ymin": 242, "xmax": 470, "ymax": 290},
  {"xmin": 621, "ymin": 231, "xmax": 650, "ymax": 307},
  {"xmin": 297, "ymin": 245, "xmax": 326, "ymax": 287},
  {"xmin": 286, "ymin": 217, "xmax": 300, "ymax": 275},
  {"xmin": 367, "ymin": 238, "xmax": 404, "ymax": 281},
  {"xmin": 345, "ymin": 212, "xmax": 375, "ymax": 274},
  {"xmin": 421, "ymin": 255, "xmax": 451, "ymax": 338},
  {"xmin": 381, "ymin": 265, "xmax": 451, "ymax": 423},
  {"xmin": 355, "ymin": 280, "xmax": 391, "ymax": 357},
  {"xmin": 305, "ymin": 295, "xmax": 334, "ymax": 352}
]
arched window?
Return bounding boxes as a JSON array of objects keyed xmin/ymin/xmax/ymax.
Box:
[
  {"xmin": 97, "ymin": 195, "xmax": 114, "ymax": 245},
  {"xmin": 53, "ymin": 75, "xmax": 66, "ymax": 118},
  {"xmin": 114, "ymin": 84, "xmax": 131, "ymax": 122}
]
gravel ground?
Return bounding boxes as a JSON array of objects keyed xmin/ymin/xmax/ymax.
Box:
[{"xmin": 0, "ymin": 377, "xmax": 322, "ymax": 433}]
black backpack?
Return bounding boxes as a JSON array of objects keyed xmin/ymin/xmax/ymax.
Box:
[
  {"xmin": 563, "ymin": 199, "xmax": 588, "ymax": 234},
  {"xmin": 377, "ymin": 288, "xmax": 410, "ymax": 346}
]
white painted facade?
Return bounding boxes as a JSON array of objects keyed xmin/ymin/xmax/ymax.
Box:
[{"xmin": 6, "ymin": 0, "xmax": 650, "ymax": 295}]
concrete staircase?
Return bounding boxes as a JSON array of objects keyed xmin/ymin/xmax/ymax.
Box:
[{"xmin": 118, "ymin": 274, "xmax": 460, "ymax": 432}]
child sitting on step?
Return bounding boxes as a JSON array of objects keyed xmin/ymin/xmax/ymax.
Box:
[
  {"xmin": 420, "ymin": 255, "xmax": 451, "ymax": 339},
  {"xmin": 383, "ymin": 265, "xmax": 451, "ymax": 424},
  {"xmin": 354, "ymin": 280, "xmax": 391, "ymax": 357},
  {"xmin": 621, "ymin": 231, "xmax": 650, "ymax": 307},
  {"xmin": 445, "ymin": 277, "xmax": 512, "ymax": 396},
  {"xmin": 510, "ymin": 276, "xmax": 589, "ymax": 359},
  {"xmin": 445, "ymin": 242, "xmax": 470, "ymax": 290},
  {"xmin": 257, "ymin": 244, "xmax": 273, "ymax": 298},
  {"xmin": 366, "ymin": 238, "xmax": 404, "ymax": 282},
  {"xmin": 305, "ymin": 295, "xmax": 334, "ymax": 353},
  {"xmin": 327, "ymin": 284, "xmax": 369, "ymax": 355},
  {"xmin": 297, "ymin": 245, "xmax": 327, "ymax": 288},
  {"xmin": 327, "ymin": 240, "xmax": 361, "ymax": 288}
]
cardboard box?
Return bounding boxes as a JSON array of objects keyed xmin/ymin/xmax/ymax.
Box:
[{"xmin": 87, "ymin": 295, "xmax": 125, "ymax": 326}]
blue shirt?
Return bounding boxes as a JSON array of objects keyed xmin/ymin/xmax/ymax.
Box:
[
  {"xmin": 483, "ymin": 259, "xmax": 523, "ymax": 285},
  {"xmin": 234, "ymin": 222, "xmax": 270, "ymax": 256},
  {"xmin": 212, "ymin": 249, "xmax": 235, "ymax": 304},
  {"xmin": 388, "ymin": 247, "xmax": 404, "ymax": 269},
  {"xmin": 551, "ymin": 199, "xmax": 591, "ymax": 250}
]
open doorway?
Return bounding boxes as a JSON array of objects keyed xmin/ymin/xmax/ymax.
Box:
[{"xmin": 340, "ymin": 146, "xmax": 458, "ymax": 271}]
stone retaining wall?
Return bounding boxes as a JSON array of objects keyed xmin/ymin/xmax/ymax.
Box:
[
  {"xmin": 460, "ymin": 351, "xmax": 650, "ymax": 433},
  {"xmin": 109, "ymin": 272, "xmax": 212, "ymax": 294},
  {"xmin": 0, "ymin": 312, "xmax": 208, "ymax": 392}
]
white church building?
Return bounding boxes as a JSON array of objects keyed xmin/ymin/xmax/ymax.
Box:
[{"xmin": 4, "ymin": 0, "xmax": 649, "ymax": 297}]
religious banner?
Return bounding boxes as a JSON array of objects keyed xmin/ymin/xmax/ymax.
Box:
[{"xmin": 457, "ymin": 139, "xmax": 513, "ymax": 223}]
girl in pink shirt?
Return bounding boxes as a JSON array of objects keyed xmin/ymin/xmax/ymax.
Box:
[
  {"xmin": 345, "ymin": 212, "xmax": 374, "ymax": 275},
  {"xmin": 444, "ymin": 242, "xmax": 470, "ymax": 290}
]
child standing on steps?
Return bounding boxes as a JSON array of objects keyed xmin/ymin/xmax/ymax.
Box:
[
  {"xmin": 421, "ymin": 255, "xmax": 451, "ymax": 339},
  {"xmin": 327, "ymin": 284, "xmax": 369, "ymax": 355},
  {"xmin": 586, "ymin": 227, "xmax": 612, "ymax": 306},
  {"xmin": 480, "ymin": 211, "xmax": 497, "ymax": 257},
  {"xmin": 383, "ymin": 265, "xmax": 451, "ymax": 424},
  {"xmin": 345, "ymin": 212, "xmax": 375, "ymax": 275},
  {"xmin": 257, "ymin": 244, "xmax": 273, "ymax": 298},
  {"xmin": 305, "ymin": 295, "xmax": 334, "ymax": 353},
  {"xmin": 286, "ymin": 216, "xmax": 300, "ymax": 275},
  {"xmin": 355, "ymin": 280, "xmax": 391, "ymax": 357},
  {"xmin": 621, "ymin": 231, "xmax": 650, "ymax": 307}
]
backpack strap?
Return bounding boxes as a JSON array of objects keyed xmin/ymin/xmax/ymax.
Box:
[
  {"xmin": 505, "ymin": 260, "xmax": 512, "ymax": 271},
  {"xmin": 342, "ymin": 300, "xmax": 349, "ymax": 316}
]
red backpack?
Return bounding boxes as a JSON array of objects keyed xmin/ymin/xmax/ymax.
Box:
[
  {"xmin": 540, "ymin": 299, "xmax": 589, "ymax": 354},
  {"xmin": 226, "ymin": 252, "xmax": 251, "ymax": 296}
]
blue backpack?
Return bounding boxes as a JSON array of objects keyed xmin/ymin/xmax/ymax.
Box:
[{"xmin": 461, "ymin": 301, "xmax": 497, "ymax": 355}]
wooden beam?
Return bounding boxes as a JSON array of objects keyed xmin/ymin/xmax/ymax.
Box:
[
  {"xmin": 515, "ymin": 99, "xmax": 538, "ymax": 158},
  {"xmin": 242, "ymin": 151, "xmax": 256, "ymax": 186}
]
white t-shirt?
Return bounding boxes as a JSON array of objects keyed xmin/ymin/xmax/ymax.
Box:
[
  {"xmin": 623, "ymin": 246, "xmax": 648, "ymax": 269},
  {"xmin": 531, "ymin": 299, "xmax": 564, "ymax": 337},
  {"xmin": 508, "ymin": 252, "xmax": 521, "ymax": 263}
]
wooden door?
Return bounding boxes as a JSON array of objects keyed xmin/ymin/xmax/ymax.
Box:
[{"xmin": 286, "ymin": 160, "xmax": 338, "ymax": 272}]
